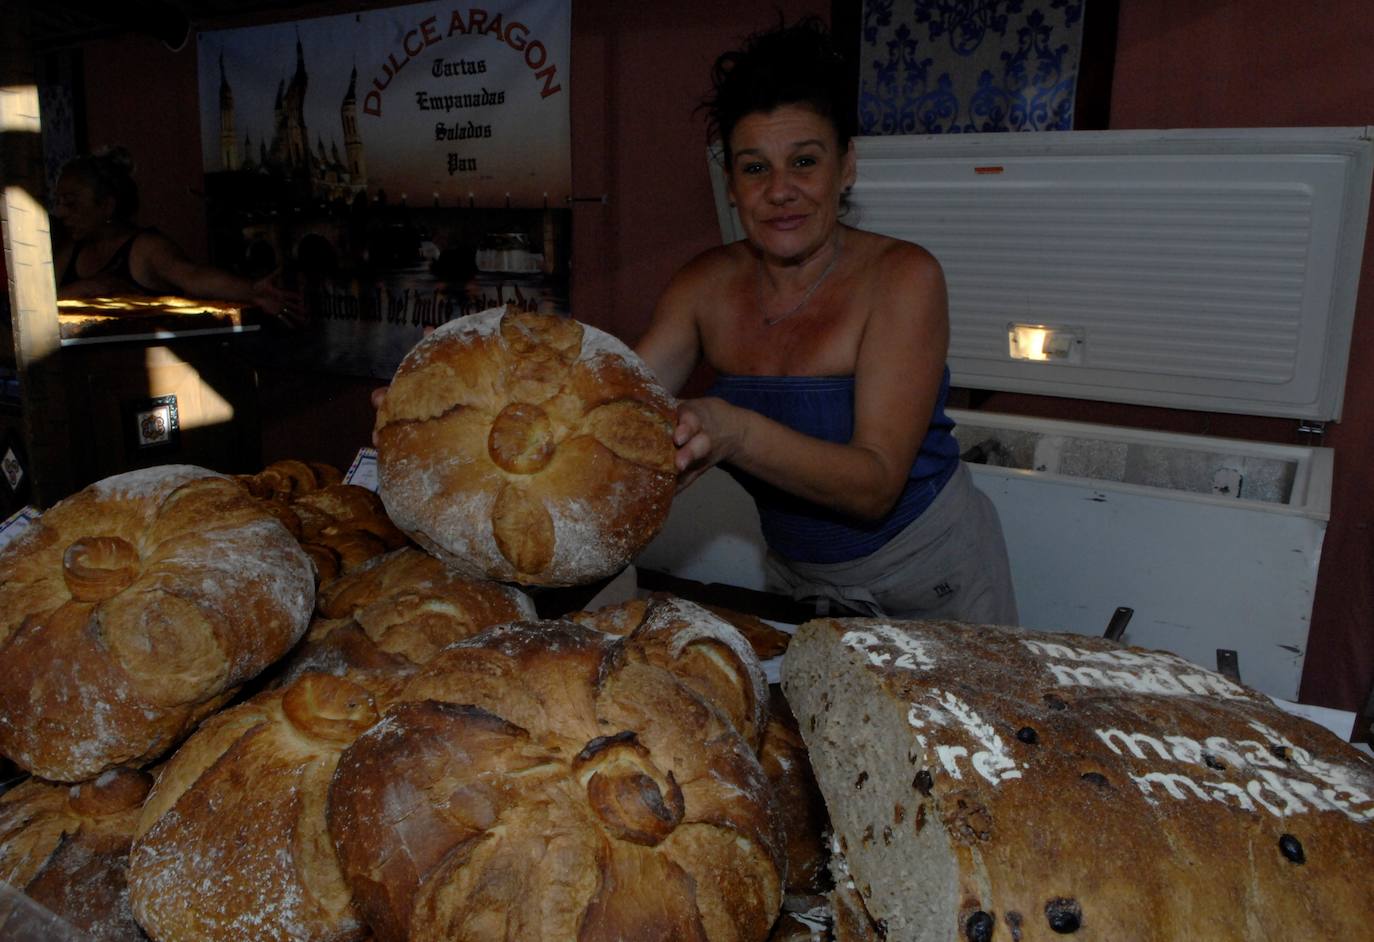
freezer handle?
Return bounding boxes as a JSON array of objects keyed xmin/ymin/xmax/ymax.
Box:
[
  {"xmin": 1216, "ymin": 649, "xmax": 1242, "ymax": 684},
  {"xmin": 1103, "ymin": 607, "xmax": 1134, "ymax": 642}
]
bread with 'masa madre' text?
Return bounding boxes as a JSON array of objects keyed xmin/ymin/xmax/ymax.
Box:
[{"xmin": 782, "ymin": 617, "xmax": 1374, "ymax": 941}]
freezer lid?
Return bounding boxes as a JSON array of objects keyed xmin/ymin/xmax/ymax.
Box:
[{"xmin": 709, "ymin": 127, "xmax": 1373, "ymax": 422}]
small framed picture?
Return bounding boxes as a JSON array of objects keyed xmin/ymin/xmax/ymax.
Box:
[
  {"xmin": 1, "ymin": 447, "xmax": 22, "ymax": 493},
  {"xmin": 125, "ymin": 395, "xmax": 180, "ymax": 451}
]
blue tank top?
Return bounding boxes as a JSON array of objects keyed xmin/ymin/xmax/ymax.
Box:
[{"xmin": 706, "ymin": 367, "xmax": 960, "ymax": 564}]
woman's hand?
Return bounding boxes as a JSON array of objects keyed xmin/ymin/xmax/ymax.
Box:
[
  {"xmin": 250, "ymin": 272, "xmax": 306, "ymax": 327},
  {"xmin": 672, "ymin": 397, "xmax": 744, "ymax": 490}
]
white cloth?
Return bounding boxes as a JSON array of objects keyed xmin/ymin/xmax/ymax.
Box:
[{"xmin": 764, "ymin": 461, "xmax": 1018, "ymax": 625}]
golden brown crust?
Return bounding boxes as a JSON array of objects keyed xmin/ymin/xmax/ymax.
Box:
[
  {"xmin": 253, "ymin": 459, "xmax": 322, "ymax": 500},
  {"xmin": 281, "ymin": 547, "xmax": 535, "ymax": 694},
  {"xmin": 760, "ymin": 690, "xmax": 830, "ymax": 895},
  {"xmin": 0, "ymin": 466, "xmax": 315, "ymax": 782},
  {"xmin": 302, "ymin": 542, "xmax": 342, "ymax": 586},
  {"xmin": 704, "ymin": 605, "xmax": 793, "ymax": 661},
  {"xmin": 329, "ymin": 619, "xmax": 785, "ymax": 941},
  {"xmin": 573, "ymin": 597, "xmax": 793, "ymax": 662},
  {"xmin": 567, "ymin": 598, "xmax": 651, "ymax": 637},
  {"xmin": 237, "ymin": 472, "xmax": 409, "ymax": 589},
  {"xmin": 308, "ymin": 462, "xmax": 345, "ymax": 488},
  {"xmin": 573, "ymin": 596, "xmax": 770, "ymax": 752},
  {"xmin": 375, "ymin": 308, "xmax": 677, "ymax": 586},
  {"xmin": 784, "ymin": 618, "xmax": 1374, "ymax": 941},
  {"xmin": 292, "ymin": 485, "xmax": 388, "ymax": 535},
  {"xmin": 128, "ymin": 673, "xmax": 376, "ymax": 942},
  {"xmin": 0, "ymin": 768, "xmax": 153, "ymax": 941},
  {"xmin": 625, "ymin": 596, "xmax": 772, "ymax": 753}
]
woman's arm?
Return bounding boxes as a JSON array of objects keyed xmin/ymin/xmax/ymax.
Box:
[
  {"xmin": 673, "ymin": 242, "xmax": 949, "ymax": 521},
  {"xmin": 131, "ymin": 232, "xmax": 303, "ymax": 323},
  {"xmin": 633, "ymin": 250, "xmax": 719, "ymax": 395}
]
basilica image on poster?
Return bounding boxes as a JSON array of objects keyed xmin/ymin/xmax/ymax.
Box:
[{"xmin": 198, "ymin": 0, "xmax": 573, "ymax": 378}]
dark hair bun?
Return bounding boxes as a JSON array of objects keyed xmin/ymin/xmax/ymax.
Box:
[{"xmin": 703, "ymin": 16, "xmax": 853, "ymax": 163}]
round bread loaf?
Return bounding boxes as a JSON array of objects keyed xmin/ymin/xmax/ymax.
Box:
[
  {"xmin": 783, "ymin": 618, "xmax": 1374, "ymax": 941},
  {"xmin": 328, "ymin": 619, "xmax": 785, "ymax": 942},
  {"xmin": 0, "ymin": 768, "xmax": 153, "ymax": 942},
  {"xmin": 374, "ymin": 307, "xmax": 677, "ymax": 586},
  {"xmin": 0, "ymin": 466, "xmax": 315, "ymax": 782},
  {"xmin": 128, "ymin": 673, "xmax": 377, "ymax": 942},
  {"xmin": 279, "ymin": 547, "xmax": 536, "ymax": 693}
]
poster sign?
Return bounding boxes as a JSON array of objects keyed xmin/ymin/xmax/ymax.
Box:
[{"xmin": 196, "ymin": 1, "xmax": 572, "ymax": 378}]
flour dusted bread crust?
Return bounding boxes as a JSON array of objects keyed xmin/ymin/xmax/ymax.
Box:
[
  {"xmin": 571, "ymin": 596, "xmax": 770, "ymax": 750},
  {"xmin": 782, "ymin": 618, "xmax": 1374, "ymax": 941},
  {"xmin": 0, "ymin": 465, "xmax": 315, "ymax": 782},
  {"xmin": 0, "ymin": 768, "xmax": 153, "ymax": 941},
  {"xmin": 280, "ymin": 547, "xmax": 535, "ymax": 690},
  {"xmin": 328, "ymin": 618, "xmax": 785, "ymax": 942},
  {"xmin": 374, "ymin": 307, "xmax": 677, "ymax": 586},
  {"xmin": 128, "ymin": 673, "xmax": 378, "ymax": 942}
]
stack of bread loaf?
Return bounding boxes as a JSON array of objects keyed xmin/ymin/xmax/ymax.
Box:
[
  {"xmin": 114, "ymin": 539, "xmax": 550, "ymax": 941},
  {"xmin": 236, "ymin": 459, "xmax": 409, "ymax": 585},
  {"xmin": 783, "ymin": 617, "xmax": 1374, "ymax": 941},
  {"xmin": 0, "ymin": 466, "xmax": 793, "ymax": 942},
  {"xmin": 0, "ymin": 309, "xmax": 847, "ymax": 941},
  {"xmin": 119, "ymin": 596, "xmax": 784, "ymax": 941}
]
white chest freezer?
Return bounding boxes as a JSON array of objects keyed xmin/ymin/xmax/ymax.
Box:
[{"xmin": 637, "ymin": 127, "xmax": 1372, "ymax": 702}]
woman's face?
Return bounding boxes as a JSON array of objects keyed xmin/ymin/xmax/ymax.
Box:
[
  {"xmin": 726, "ymin": 104, "xmax": 856, "ymax": 265},
  {"xmin": 52, "ymin": 173, "xmax": 113, "ymax": 240}
]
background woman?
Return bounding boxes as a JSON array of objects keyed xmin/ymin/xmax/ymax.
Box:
[
  {"xmin": 635, "ymin": 18, "xmax": 1017, "ymax": 624},
  {"xmin": 51, "ymin": 147, "xmax": 300, "ymax": 323}
]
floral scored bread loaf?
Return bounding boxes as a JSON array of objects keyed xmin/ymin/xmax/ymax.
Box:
[
  {"xmin": 570, "ymin": 595, "xmax": 770, "ymax": 751},
  {"xmin": 327, "ymin": 617, "xmax": 786, "ymax": 942},
  {"xmin": 128, "ymin": 673, "xmax": 378, "ymax": 942},
  {"xmin": 0, "ymin": 466, "xmax": 315, "ymax": 782},
  {"xmin": 278, "ymin": 546, "xmax": 536, "ymax": 695},
  {"xmin": 374, "ymin": 307, "xmax": 677, "ymax": 586},
  {"xmin": 781, "ymin": 618, "xmax": 1374, "ymax": 941}
]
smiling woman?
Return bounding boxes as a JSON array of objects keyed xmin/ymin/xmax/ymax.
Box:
[{"xmin": 633, "ymin": 17, "xmax": 1018, "ymax": 626}]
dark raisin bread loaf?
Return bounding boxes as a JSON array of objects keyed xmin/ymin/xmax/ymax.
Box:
[{"xmin": 782, "ymin": 618, "xmax": 1374, "ymax": 941}]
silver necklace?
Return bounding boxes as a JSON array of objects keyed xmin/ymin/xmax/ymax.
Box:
[{"xmin": 759, "ymin": 238, "xmax": 842, "ymax": 327}]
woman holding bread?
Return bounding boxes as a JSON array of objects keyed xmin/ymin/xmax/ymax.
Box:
[{"xmin": 634, "ymin": 18, "xmax": 1017, "ymax": 625}]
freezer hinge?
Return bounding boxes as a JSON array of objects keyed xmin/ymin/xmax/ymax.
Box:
[{"xmin": 1297, "ymin": 419, "xmax": 1326, "ymax": 437}]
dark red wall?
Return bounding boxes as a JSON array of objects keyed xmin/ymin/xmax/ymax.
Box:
[
  {"xmin": 59, "ymin": 0, "xmax": 1371, "ymax": 712},
  {"xmin": 83, "ymin": 34, "xmax": 207, "ymax": 260}
]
